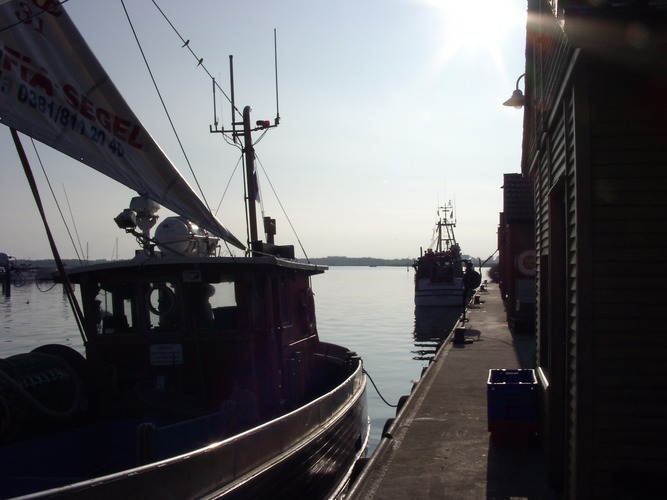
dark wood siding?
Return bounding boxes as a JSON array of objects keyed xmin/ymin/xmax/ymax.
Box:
[
  {"xmin": 586, "ymin": 68, "xmax": 667, "ymax": 491},
  {"xmin": 525, "ymin": 1, "xmax": 667, "ymax": 496},
  {"xmin": 527, "ymin": 2, "xmax": 580, "ymax": 493}
]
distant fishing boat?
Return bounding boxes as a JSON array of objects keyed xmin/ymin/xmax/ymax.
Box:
[
  {"xmin": 0, "ymin": 2, "xmax": 368, "ymax": 498},
  {"xmin": 412, "ymin": 203, "xmax": 480, "ymax": 308}
]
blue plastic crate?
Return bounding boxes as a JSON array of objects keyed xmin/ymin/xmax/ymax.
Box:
[
  {"xmin": 488, "ymin": 368, "xmax": 537, "ymax": 386},
  {"xmin": 488, "ymin": 420, "xmax": 539, "ymax": 445},
  {"xmin": 487, "ymin": 369, "xmax": 538, "ymax": 427}
]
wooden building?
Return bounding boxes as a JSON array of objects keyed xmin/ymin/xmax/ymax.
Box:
[
  {"xmin": 520, "ymin": 0, "xmax": 667, "ymax": 497},
  {"xmin": 498, "ymin": 173, "xmax": 536, "ymax": 334}
]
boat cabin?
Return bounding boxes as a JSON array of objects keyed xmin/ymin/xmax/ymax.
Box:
[
  {"xmin": 414, "ymin": 250, "xmax": 464, "ymax": 285},
  {"xmin": 62, "ymin": 255, "xmax": 327, "ymax": 432}
]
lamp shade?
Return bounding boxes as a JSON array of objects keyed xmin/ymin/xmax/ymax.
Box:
[{"xmin": 503, "ymin": 89, "xmax": 525, "ymax": 109}]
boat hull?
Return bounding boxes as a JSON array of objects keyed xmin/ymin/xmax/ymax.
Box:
[
  {"xmin": 414, "ymin": 294, "xmax": 465, "ymax": 308},
  {"xmin": 0, "ymin": 346, "xmax": 368, "ymax": 500},
  {"xmin": 414, "ymin": 279, "xmax": 466, "ymax": 308}
]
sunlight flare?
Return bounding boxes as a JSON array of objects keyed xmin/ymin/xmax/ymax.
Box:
[{"xmin": 408, "ymin": 0, "xmax": 526, "ymax": 77}]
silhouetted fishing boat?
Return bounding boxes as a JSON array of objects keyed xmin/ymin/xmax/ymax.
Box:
[
  {"xmin": 413, "ymin": 203, "xmax": 480, "ymax": 308},
  {"xmin": 0, "ymin": 2, "xmax": 368, "ymax": 498}
]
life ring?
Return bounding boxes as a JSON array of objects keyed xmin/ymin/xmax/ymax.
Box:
[
  {"xmin": 516, "ymin": 250, "xmax": 536, "ymax": 277},
  {"xmin": 147, "ymin": 283, "xmax": 175, "ymax": 316}
]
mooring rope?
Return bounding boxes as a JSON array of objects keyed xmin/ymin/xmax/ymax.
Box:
[{"xmin": 363, "ymin": 368, "xmax": 398, "ymax": 408}]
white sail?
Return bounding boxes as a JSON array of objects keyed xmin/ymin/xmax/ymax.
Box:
[{"xmin": 0, "ymin": 1, "xmax": 244, "ymax": 250}]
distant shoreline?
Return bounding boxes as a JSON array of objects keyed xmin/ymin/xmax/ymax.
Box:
[{"xmin": 12, "ymin": 256, "xmax": 498, "ymax": 269}]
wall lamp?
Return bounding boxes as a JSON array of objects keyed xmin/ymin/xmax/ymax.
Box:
[{"xmin": 503, "ymin": 73, "xmax": 525, "ymax": 109}]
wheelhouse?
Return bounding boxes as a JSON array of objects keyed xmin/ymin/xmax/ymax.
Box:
[{"xmin": 69, "ymin": 256, "xmax": 327, "ymax": 425}]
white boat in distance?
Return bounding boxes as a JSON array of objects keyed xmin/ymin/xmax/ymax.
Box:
[{"xmin": 413, "ymin": 203, "xmax": 481, "ymax": 308}]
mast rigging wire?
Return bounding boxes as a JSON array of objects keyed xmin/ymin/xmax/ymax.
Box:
[
  {"xmin": 254, "ymin": 154, "xmax": 309, "ymax": 262},
  {"xmin": 0, "ymin": 0, "xmax": 70, "ymax": 33},
  {"xmin": 29, "ymin": 139, "xmax": 83, "ymax": 265},
  {"xmin": 62, "ymin": 184, "xmax": 86, "ymax": 262},
  {"xmin": 214, "ymin": 155, "xmax": 244, "ymax": 217},
  {"xmin": 133, "ymin": 2, "xmax": 307, "ymax": 260},
  {"xmin": 124, "ymin": 0, "xmax": 244, "ymax": 258},
  {"xmin": 149, "ymin": 0, "xmax": 240, "ymax": 118},
  {"xmin": 119, "ymin": 0, "xmax": 212, "ymax": 212},
  {"xmin": 11, "ymin": 129, "xmax": 87, "ymax": 345}
]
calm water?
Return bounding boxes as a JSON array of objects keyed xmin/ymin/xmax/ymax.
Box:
[
  {"xmin": 314, "ymin": 266, "xmax": 461, "ymax": 450},
  {"xmin": 1, "ymin": 266, "xmax": 467, "ymax": 452}
]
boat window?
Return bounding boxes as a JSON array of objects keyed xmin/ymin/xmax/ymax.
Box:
[
  {"xmin": 146, "ymin": 281, "xmax": 181, "ymax": 332},
  {"xmin": 211, "ymin": 279, "xmax": 238, "ymax": 329},
  {"xmin": 186, "ymin": 278, "xmax": 238, "ymax": 329},
  {"xmin": 209, "ymin": 279, "xmax": 236, "ymax": 308},
  {"xmin": 94, "ymin": 283, "xmax": 135, "ymax": 334},
  {"xmin": 433, "ymin": 262, "xmax": 454, "ymax": 283}
]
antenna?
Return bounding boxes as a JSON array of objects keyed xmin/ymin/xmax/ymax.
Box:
[
  {"xmin": 212, "ymin": 78, "xmax": 218, "ymax": 130},
  {"xmin": 274, "ymin": 28, "xmax": 280, "ymax": 126},
  {"xmin": 209, "ymin": 33, "xmax": 280, "ymax": 141},
  {"xmin": 230, "ymin": 55, "xmax": 237, "ymax": 143},
  {"xmin": 207, "ymin": 35, "xmax": 283, "ymax": 254}
]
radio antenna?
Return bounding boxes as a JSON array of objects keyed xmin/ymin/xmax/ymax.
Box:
[
  {"xmin": 230, "ymin": 55, "xmax": 237, "ymax": 142},
  {"xmin": 212, "ymin": 78, "xmax": 219, "ymax": 129},
  {"xmin": 273, "ymin": 29, "xmax": 280, "ymax": 126},
  {"xmin": 210, "ymin": 33, "xmax": 279, "ymax": 144}
]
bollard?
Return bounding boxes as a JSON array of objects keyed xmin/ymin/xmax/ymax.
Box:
[
  {"xmin": 1, "ymin": 269, "xmax": 7, "ymax": 296},
  {"xmin": 453, "ymin": 327, "xmax": 466, "ymax": 344},
  {"xmin": 0, "ymin": 252, "xmax": 10, "ymax": 297}
]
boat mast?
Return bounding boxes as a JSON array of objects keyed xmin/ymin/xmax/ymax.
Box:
[
  {"xmin": 437, "ymin": 213, "xmax": 443, "ymax": 253},
  {"xmin": 242, "ymin": 105, "xmax": 259, "ymax": 249},
  {"xmin": 437, "ymin": 201, "xmax": 457, "ymax": 253},
  {"xmin": 210, "ymin": 37, "xmax": 281, "ymax": 256}
]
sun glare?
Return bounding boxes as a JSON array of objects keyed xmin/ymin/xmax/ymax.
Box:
[{"xmin": 411, "ymin": 0, "xmax": 526, "ymax": 76}]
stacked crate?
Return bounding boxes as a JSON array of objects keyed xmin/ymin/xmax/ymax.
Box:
[{"xmin": 487, "ymin": 369, "xmax": 539, "ymax": 445}]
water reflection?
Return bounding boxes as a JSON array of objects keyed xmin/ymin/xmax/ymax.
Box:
[
  {"xmin": 412, "ymin": 306, "xmax": 461, "ymax": 361},
  {"xmin": 0, "ymin": 282, "xmax": 80, "ymax": 357}
]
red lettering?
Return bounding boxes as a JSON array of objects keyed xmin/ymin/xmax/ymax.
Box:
[
  {"xmin": 19, "ymin": 55, "xmax": 31, "ymax": 82},
  {"xmin": 33, "ymin": 0, "xmax": 64, "ymax": 16},
  {"xmin": 128, "ymin": 125, "xmax": 144, "ymax": 150},
  {"xmin": 62, "ymin": 84, "xmax": 78, "ymax": 109},
  {"xmin": 113, "ymin": 115, "xmax": 130, "ymax": 140},
  {"xmin": 96, "ymin": 108, "xmax": 111, "ymax": 131},
  {"xmin": 2, "ymin": 45, "xmax": 20, "ymax": 71},
  {"xmin": 2, "ymin": 45, "xmax": 51, "ymax": 94},
  {"xmin": 29, "ymin": 71, "xmax": 53, "ymax": 96},
  {"xmin": 60, "ymin": 82, "xmax": 143, "ymax": 149}
]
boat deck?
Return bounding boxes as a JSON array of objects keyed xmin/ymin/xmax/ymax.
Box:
[{"xmin": 347, "ymin": 283, "xmax": 558, "ymax": 499}]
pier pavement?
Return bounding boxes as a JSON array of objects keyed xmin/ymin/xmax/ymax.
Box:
[{"xmin": 348, "ymin": 283, "xmax": 558, "ymax": 499}]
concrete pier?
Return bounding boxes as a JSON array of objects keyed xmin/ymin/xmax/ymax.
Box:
[{"xmin": 348, "ymin": 283, "xmax": 557, "ymax": 499}]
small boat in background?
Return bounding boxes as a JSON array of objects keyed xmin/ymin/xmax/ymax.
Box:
[
  {"xmin": 412, "ymin": 202, "xmax": 480, "ymax": 308},
  {"xmin": 0, "ymin": 2, "xmax": 368, "ymax": 498}
]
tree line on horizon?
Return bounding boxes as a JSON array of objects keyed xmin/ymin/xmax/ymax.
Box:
[{"xmin": 13, "ymin": 255, "xmax": 499, "ymax": 269}]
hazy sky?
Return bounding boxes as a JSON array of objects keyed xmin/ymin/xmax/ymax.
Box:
[{"xmin": 1, "ymin": 0, "xmax": 527, "ymax": 261}]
